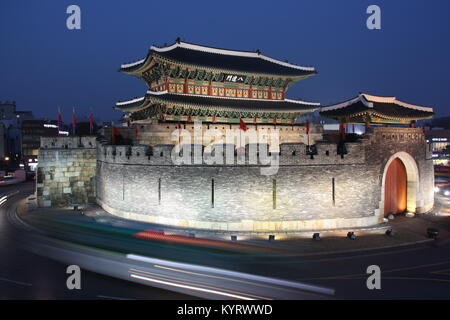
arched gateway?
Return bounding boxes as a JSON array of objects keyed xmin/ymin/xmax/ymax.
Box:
[
  {"xmin": 384, "ymin": 158, "xmax": 407, "ymax": 216},
  {"xmin": 381, "ymin": 152, "xmax": 419, "ymax": 217}
]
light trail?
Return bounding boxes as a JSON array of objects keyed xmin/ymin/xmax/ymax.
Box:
[
  {"xmin": 129, "ymin": 268, "xmax": 271, "ymax": 300},
  {"xmin": 152, "ymin": 264, "xmax": 302, "ymax": 294},
  {"xmin": 127, "ymin": 253, "xmax": 335, "ymax": 296},
  {"xmin": 0, "ymin": 196, "xmax": 8, "ymax": 206},
  {"xmin": 130, "ymin": 273, "xmax": 255, "ymax": 300}
]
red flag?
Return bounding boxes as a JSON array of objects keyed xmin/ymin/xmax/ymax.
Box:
[
  {"xmin": 239, "ymin": 118, "xmax": 248, "ymax": 131},
  {"xmin": 306, "ymin": 120, "xmax": 310, "ymax": 134},
  {"xmin": 89, "ymin": 111, "xmax": 94, "ymax": 134},
  {"xmin": 365, "ymin": 121, "xmax": 370, "ymax": 130},
  {"xmin": 340, "ymin": 122, "xmax": 346, "ymax": 141},
  {"xmin": 71, "ymin": 108, "xmax": 76, "ymax": 135},
  {"xmin": 135, "ymin": 125, "xmax": 138, "ymax": 138},
  {"xmin": 111, "ymin": 126, "xmax": 119, "ymax": 145}
]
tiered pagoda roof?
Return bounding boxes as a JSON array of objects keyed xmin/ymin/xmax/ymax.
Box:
[
  {"xmin": 320, "ymin": 93, "xmax": 434, "ymax": 124},
  {"xmin": 116, "ymin": 39, "xmax": 319, "ymax": 124},
  {"xmin": 115, "ymin": 91, "xmax": 320, "ymax": 123},
  {"xmin": 120, "ymin": 39, "xmax": 316, "ymax": 80}
]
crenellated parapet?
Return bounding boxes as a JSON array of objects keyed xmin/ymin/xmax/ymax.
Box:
[
  {"xmin": 40, "ymin": 136, "xmax": 97, "ymax": 149},
  {"xmin": 96, "ymin": 139, "xmax": 367, "ymax": 167}
]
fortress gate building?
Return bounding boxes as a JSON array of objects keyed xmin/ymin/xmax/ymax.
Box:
[{"xmin": 36, "ymin": 40, "xmax": 435, "ymax": 234}]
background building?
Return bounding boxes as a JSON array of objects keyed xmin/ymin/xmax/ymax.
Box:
[
  {"xmin": 21, "ymin": 120, "xmax": 61, "ymax": 171},
  {"xmin": 425, "ymin": 129, "xmax": 450, "ymax": 168},
  {"xmin": 0, "ymin": 101, "xmax": 34, "ymax": 161}
]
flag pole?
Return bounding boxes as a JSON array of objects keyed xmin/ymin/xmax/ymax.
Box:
[
  {"xmin": 72, "ymin": 107, "xmax": 76, "ymax": 136},
  {"xmin": 89, "ymin": 107, "xmax": 93, "ymax": 135}
]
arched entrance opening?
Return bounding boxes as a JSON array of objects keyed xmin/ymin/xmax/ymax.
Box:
[
  {"xmin": 384, "ymin": 158, "xmax": 407, "ymax": 216},
  {"xmin": 381, "ymin": 152, "xmax": 419, "ymax": 217}
]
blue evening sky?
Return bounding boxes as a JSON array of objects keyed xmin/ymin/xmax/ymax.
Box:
[{"xmin": 1, "ymin": 0, "xmax": 449, "ymax": 122}]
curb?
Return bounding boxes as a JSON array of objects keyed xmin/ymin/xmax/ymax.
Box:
[{"xmin": 273, "ymin": 238, "xmax": 435, "ymax": 258}]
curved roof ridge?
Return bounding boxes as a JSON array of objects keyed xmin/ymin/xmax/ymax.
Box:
[
  {"xmin": 320, "ymin": 96, "xmax": 361, "ymax": 112},
  {"xmin": 284, "ymin": 98, "xmax": 320, "ymax": 106},
  {"xmin": 393, "ymin": 100, "xmax": 433, "ymax": 112},
  {"xmin": 361, "ymin": 93, "xmax": 433, "ymax": 112},
  {"xmin": 120, "ymin": 58, "xmax": 146, "ymax": 69},
  {"xmin": 150, "ymin": 40, "xmax": 315, "ymax": 72},
  {"xmin": 322, "ymin": 93, "xmax": 433, "ymax": 113},
  {"xmin": 116, "ymin": 96, "xmax": 146, "ymax": 106},
  {"xmin": 361, "ymin": 93, "xmax": 396, "ymax": 103}
]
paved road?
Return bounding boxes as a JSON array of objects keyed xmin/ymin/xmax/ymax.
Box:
[
  {"xmin": 1, "ymin": 182, "xmax": 450, "ymax": 299},
  {"xmin": 0, "ymin": 182, "xmax": 193, "ymax": 299}
]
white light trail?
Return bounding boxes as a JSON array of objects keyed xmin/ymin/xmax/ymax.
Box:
[
  {"xmin": 127, "ymin": 254, "xmax": 335, "ymax": 295},
  {"xmin": 130, "ymin": 273, "xmax": 254, "ymax": 300},
  {"xmin": 0, "ymin": 196, "xmax": 8, "ymax": 205}
]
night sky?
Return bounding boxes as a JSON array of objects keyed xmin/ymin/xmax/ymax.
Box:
[{"xmin": 1, "ymin": 0, "xmax": 449, "ymax": 123}]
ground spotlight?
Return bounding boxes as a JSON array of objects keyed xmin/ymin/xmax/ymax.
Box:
[
  {"xmin": 312, "ymin": 233, "xmax": 321, "ymax": 241},
  {"xmin": 427, "ymin": 228, "xmax": 439, "ymax": 239},
  {"xmin": 385, "ymin": 229, "xmax": 395, "ymax": 237},
  {"xmin": 347, "ymin": 232, "xmax": 356, "ymax": 240}
]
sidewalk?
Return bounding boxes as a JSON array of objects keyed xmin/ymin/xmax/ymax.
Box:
[{"xmin": 19, "ymin": 196, "xmax": 450, "ymax": 257}]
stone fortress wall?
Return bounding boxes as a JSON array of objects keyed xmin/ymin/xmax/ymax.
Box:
[
  {"xmin": 92, "ymin": 126, "xmax": 434, "ymax": 232},
  {"xmin": 35, "ymin": 127, "xmax": 434, "ymax": 232},
  {"xmin": 36, "ymin": 136, "xmax": 97, "ymax": 207}
]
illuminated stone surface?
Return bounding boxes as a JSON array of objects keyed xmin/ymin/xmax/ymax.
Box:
[{"xmin": 36, "ymin": 127, "xmax": 434, "ymax": 232}]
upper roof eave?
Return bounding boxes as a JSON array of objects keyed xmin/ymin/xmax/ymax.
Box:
[
  {"xmin": 319, "ymin": 93, "xmax": 434, "ymax": 121},
  {"xmin": 321, "ymin": 93, "xmax": 434, "ymax": 113},
  {"xmin": 119, "ymin": 40, "xmax": 316, "ymax": 78}
]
